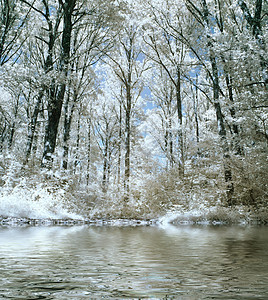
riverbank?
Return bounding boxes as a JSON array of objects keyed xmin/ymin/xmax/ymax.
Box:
[
  {"xmin": 1, "ymin": 205, "xmax": 267, "ymax": 227},
  {"xmin": 1, "ymin": 181, "xmax": 267, "ymax": 226}
]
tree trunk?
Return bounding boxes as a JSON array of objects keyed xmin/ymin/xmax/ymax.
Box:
[
  {"xmin": 200, "ymin": 0, "xmax": 234, "ymax": 204},
  {"xmin": 124, "ymin": 84, "xmax": 131, "ymax": 200},
  {"xmin": 194, "ymin": 75, "xmax": 200, "ymax": 146},
  {"xmin": 42, "ymin": 85, "xmax": 62, "ymax": 168},
  {"xmin": 24, "ymin": 92, "xmax": 43, "ymax": 164},
  {"xmin": 124, "ymin": 46, "xmax": 132, "ymax": 201},
  {"xmin": 86, "ymin": 117, "xmax": 91, "ymax": 186},
  {"xmin": 27, "ymin": 0, "xmax": 57, "ymax": 165},
  {"xmin": 0, "ymin": 121, "xmax": 8, "ymax": 151},
  {"xmin": 210, "ymin": 50, "xmax": 234, "ymax": 205},
  {"xmin": 117, "ymin": 102, "xmax": 122, "ymax": 187},
  {"xmin": 62, "ymin": 92, "xmax": 76, "ymax": 170},
  {"xmin": 176, "ymin": 68, "xmax": 184, "ymax": 174},
  {"xmin": 102, "ymin": 124, "xmax": 109, "ymax": 192},
  {"xmin": 239, "ymin": 0, "xmax": 267, "ymax": 84},
  {"xmin": 74, "ymin": 107, "xmax": 81, "ymax": 174},
  {"xmin": 42, "ymin": 0, "xmax": 75, "ymax": 169},
  {"xmin": 8, "ymin": 96, "xmax": 19, "ymax": 149},
  {"xmin": 168, "ymin": 109, "xmax": 174, "ymax": 168}
]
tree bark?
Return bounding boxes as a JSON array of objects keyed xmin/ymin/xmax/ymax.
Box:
[
  {"xmin": 238, "ymin": 0, "xmax": 267, "ymax": 84},
  {"xmin": 8, "ymin": 96, "xmax": 19, "ymax": 149},
  {"xmin": 124, "ymin": 79, "xmax": 131, "ymax": 200},
  {"xmin": 102, "ymin": 123, "xmax": 109, "ymax": 192},
  {"xmin": 193, "ymin": 75, "xmax": 200, "ymax": 152},
  {"xmin": 117, "ymin": 102, "xmax": 122, "ymax": 187},
  {"xmin": 176, "ymin": 67, "xmax": 184, "ymax": 174},
  {"xmin": 25, "ymin": 0, "xmax": 59, "ymax": 165},
  {"xmin": 74, "ymin": 107, "xmax": 81, "ymax": 173},
  {"xmin": 201, "ymin": 0, "xmax": 234, "ymax": 204},
  {"xmin": 62, "ymin": 91, "xmax": 77, "ymax": 170},
  {"xmin": 86, "ymin": 117, "xmax": 91, "ymax": 186},
  {"xmin": 42, "ymin": 0, "xmax": 76, "ymax": 169},
  {"xmin": 24, "ymin": 92, "xmax": 43, "ymax": 164}
]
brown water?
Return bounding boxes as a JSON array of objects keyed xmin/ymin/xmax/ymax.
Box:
[{"xmin": 0, "ymin": 224, "xmax": 267, "ymax": 299}]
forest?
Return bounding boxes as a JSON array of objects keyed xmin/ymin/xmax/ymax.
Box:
[{"xmin": 0, "ymin": 0, "xmax": 267, "ymax": 222}]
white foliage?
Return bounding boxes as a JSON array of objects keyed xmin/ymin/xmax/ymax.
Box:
[{"xmin": 0, "ymin": 184, "xmax": 82, "ymax": 220}]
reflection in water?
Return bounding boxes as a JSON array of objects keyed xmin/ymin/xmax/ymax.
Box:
[{"xmin": 0, "ymin": 225, "xmax": 267, "ymax": 299}]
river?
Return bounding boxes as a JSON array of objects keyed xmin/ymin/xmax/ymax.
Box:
[{"xmin": 0, "ymin": 224, "xmax": 267, "ymax": 299}]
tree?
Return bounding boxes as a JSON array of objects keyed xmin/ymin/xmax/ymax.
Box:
[
  {"xmin": 142, "ymin": 0, "xmax": 188, "ymax": 173},
  {"xmin": 0, "ymin": 0, "xmax": 30, "ymax": 66},
  {"xmin": 104, "ymin": 16, "xmax": 149, "ymax": 200},
  {"xmin": 176, "ymin": 0, "xmax": 235, "ymax": 203},
  {"xmin": 94, "ymin": 93, "xmax": 118, "ymax": 192},
  {"xmin": 238, "ymin": 0, "xmax": 267, "ymax": 84},
  {"xmin": 147, "ymin": 68, "xmax": 178, "ymax": 169},
  {"xmin": 0, "ymin": 0, "xmax": 32, "ymax": 155},
  {"xmin": 41, "ymin": 0, "xmax": 76, "ymax": 169}
]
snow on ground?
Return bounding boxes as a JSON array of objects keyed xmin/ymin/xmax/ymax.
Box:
[
  {"xmin": 0, "ymin": 184, "xmax": 265, "ymax": 225},
  {"xmin": 0, "ymin": 185, "xmax": 82, "ymax": 220},
  {"xmin": 158, "ymin": 204, "xmax": 260, "ymax": 226},
  {"xmin": 158, "ymin": 209, "xmax": 208, "ymax": 227}
]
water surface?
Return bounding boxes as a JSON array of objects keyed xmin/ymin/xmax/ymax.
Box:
[{"xmin": 0, "ymin": 224, "xmax": 267, "ymax": 299}]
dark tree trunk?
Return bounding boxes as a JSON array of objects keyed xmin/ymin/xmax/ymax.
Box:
[
  {"xmin": 225, "ymin": 72, "xmax": 243, "ymax": 155},
  {"xmin": 176, "ymin": 68, "xmax": 184, "ymax": 174},
  {"xmin": 239, "ymin": 0, "xmax": 267, "ymax": 84},
  {"xmin": 194, "ymin": 75, "xmax": 200, "ymax": 146},
  {"xmin": 210, "ymin": 48, "xmax": 234, "ymax": 205},
  {"xmin": 42, "ymin": 86, "xmax": 62, "ymax": 168},
  {"xmin": 201, "ymin": 0, "xmax": 234, "ymax": 204},
  {"xmin": 42, "ymin": 0, "xmax": 76, "ymax": 169},
  {"xmin": 123, "ymin": 46, "xmax": 132, "ymax": 201},
  {"xmin": 26, "ymin": 0, "xmax": 59, "ymax": 165},
  {"xmin": 168, "ymin": 118, "xmax": 173, "ymax": 168}
]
